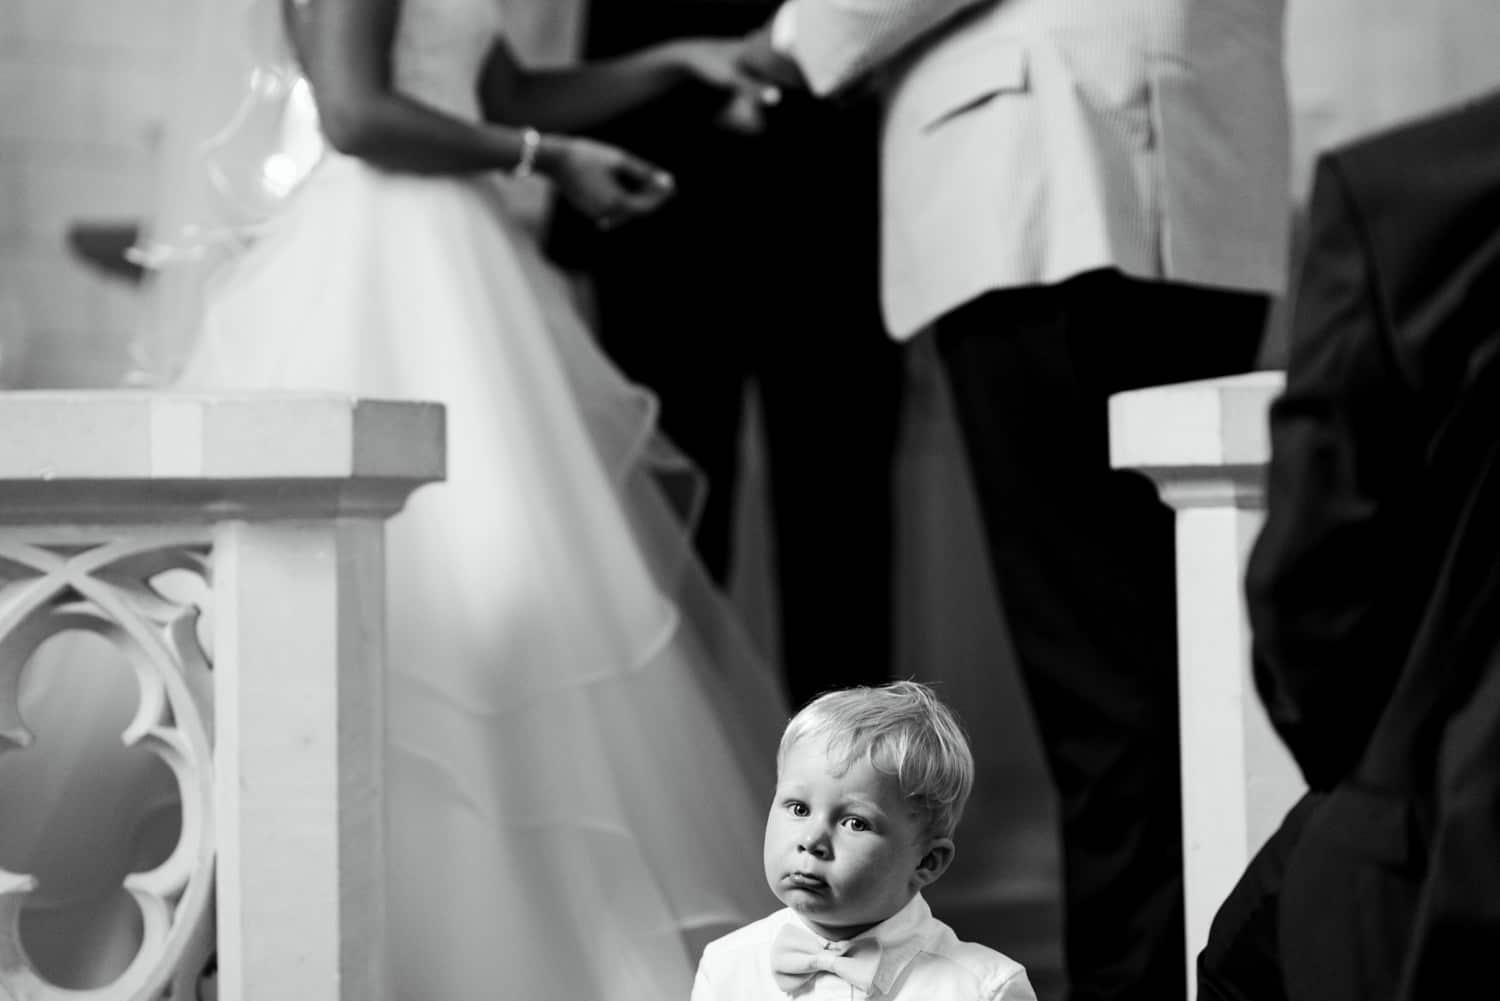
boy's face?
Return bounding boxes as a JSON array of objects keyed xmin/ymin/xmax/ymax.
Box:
[{"xmin": 762, "ymin": 736, "xmax": 952, "ymax": 940}]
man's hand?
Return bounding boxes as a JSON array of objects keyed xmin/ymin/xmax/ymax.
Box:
[
  {"xmin": 737, "ymin": 25, "xmax": 808, "ymax": 91},
  {"xmin": 663, "ymin": 35, "xmax": 789, "ymax": 136}
]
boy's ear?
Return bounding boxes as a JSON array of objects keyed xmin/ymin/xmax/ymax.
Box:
[{"xmin": 912, "ymin": 837, "xmax": 956, "ymax": 889}]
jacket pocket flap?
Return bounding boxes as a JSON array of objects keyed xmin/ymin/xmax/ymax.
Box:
[{"xmin": 904, "ymin": 38, "xmax": 1028, "ymax": 132}]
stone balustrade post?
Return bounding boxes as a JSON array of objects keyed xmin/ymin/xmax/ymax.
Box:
[
  {"xmin": 0, "ymin": 392, "xmax": 444, "ymax": 1001},
  {"xmin": 1108, "ymin": 373, "xmax": 1306, "ymax": 995}
]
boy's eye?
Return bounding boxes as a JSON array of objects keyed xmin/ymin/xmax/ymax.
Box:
[
  {"xmin": 786, "ymin": 801, "xmax": 810, "ymax": 817},
  {"xmin": 842, "ymin": 816, "xmax": 871, "ymax": 833}
]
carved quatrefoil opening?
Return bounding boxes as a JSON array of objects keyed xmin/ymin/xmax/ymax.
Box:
[
  {"xmin": 3, "ymin": 631, "xmax": 180, "ymax": 988},
  {"xmin": 0, "ymin": 540, "xmax": 215, "ymax": 1001}
]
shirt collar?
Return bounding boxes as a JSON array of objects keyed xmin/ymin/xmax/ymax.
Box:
[{"xmin": 780, "ymin": 893, "xmax": 934, "ymax": 997}]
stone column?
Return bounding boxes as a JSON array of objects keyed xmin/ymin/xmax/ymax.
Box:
[
  {"xmin": 1109, "ymin": 373, "xmax": 1305, "ymax": 994},
  {"xmin": 0, "ymin": 392, "xmax": 444, "ymax": 1001}
]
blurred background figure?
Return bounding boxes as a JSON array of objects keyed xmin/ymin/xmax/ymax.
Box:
[{"xmin": 1200, "ymin": 89, "xmax": 1500, "ymax": 1001}]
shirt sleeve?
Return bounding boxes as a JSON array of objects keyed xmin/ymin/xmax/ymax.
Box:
[
  {"xmin": 776, "ymin": 0, "xmax": 991, "ymax": 96},
  {"xmin": 771, "ymin": 2, "xmax": 799, "ymax": 55},
  {"xmin": 985, "ymin": 966, "xmax": 1039, "ymax": 1001}
]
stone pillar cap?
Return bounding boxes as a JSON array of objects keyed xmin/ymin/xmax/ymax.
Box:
[
  {"xmin": 1109, "ymin": 372, "xmax": 1284, "ymax": 472},
  {"xmin": 0, "ymin": 392, "xmax": 445, "ymax": 522}
]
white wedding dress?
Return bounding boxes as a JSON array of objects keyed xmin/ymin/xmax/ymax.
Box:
[{"xmin": 122, "ymin": 0, "xmax": 786, "ymax": 997}]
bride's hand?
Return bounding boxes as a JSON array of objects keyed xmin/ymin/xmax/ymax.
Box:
[
  {"xmin": 542, "ymin": 136, "xmax": 675, "ymax": 230},
  {"xmin": 668, "ymin": 38, "xmax": 761, "ymax": 93}
]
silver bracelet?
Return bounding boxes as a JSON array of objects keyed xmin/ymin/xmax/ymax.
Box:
[{"xmin": 512, "ymin": 127, "xmax": 542, "ymax": 179}]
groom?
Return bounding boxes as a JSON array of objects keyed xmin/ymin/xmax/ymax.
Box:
[
  {"xmin": 550, "ymin": 0, "xmax": 906, "ymax": 708},
  {"xmin": 742, "ymin": 2, "xmax": 1291, "ymax": 999}
]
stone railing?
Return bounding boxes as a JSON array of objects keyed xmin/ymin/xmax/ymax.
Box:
[
  {"xmin": 1109, "ymin": 372, "xmax": 1306, "ymax": 994},
  {"xmin": 0, "ymin": 392, "xmax": 443, "ymax": 1001}
]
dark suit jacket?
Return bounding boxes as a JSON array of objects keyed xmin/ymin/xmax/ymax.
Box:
[{"xmin": 1242, "ymin": 89, "xmax": 1500, "ymax": 1001}]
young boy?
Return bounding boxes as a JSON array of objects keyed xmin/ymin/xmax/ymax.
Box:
[{"xmin": 692, "ymin": 681, "xmax": 1037, "ymax": 1000}]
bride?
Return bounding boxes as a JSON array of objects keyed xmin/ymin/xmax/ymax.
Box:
[{"xmin": 32, "ymin": 0, "xmax": 787, "ymax": 997}]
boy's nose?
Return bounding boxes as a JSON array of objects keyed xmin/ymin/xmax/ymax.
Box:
[{"xmin": 797, "ymin": 833, "xmax": 832, "ymax": 860}]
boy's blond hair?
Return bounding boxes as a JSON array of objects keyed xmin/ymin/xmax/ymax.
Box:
[{"xmin": 778, "ymin": 680, "xmax": 975, "ymax": 840}]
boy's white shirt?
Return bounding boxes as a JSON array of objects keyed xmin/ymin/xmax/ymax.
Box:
[{"xmin": 692, "ymin": 892, "xmax": 1037, "ymax": 1001}]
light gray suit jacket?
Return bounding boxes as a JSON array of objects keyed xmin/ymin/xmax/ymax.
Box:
[{"xmin": 783, "ymin": 0, "xmax": 1292, "ymax": 338}]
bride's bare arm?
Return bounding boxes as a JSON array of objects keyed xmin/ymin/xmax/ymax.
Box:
[
  {"xmin": 284, "ymin": 0, "xmax": 539, "ymax": 173},
  {"xmin": 282, "ymin": 0, "xmax": 674, "ymax": 222},
  {"xmin": 479, "ymin": 36, "xmax": 756, "ymax": 132}
]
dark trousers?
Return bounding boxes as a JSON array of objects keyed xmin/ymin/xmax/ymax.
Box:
[
  {"xmin": 558, "ymin": 3, "xmax": 902, "ymax": 706},
  {"xmin": 935, "ymin": 270, "xmax": 1269, "ymax": 1001},
  {"xmin": 589, "ymin": 224, "xmax": 904, "ymax": 709}
]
